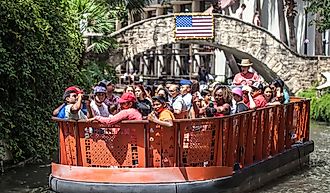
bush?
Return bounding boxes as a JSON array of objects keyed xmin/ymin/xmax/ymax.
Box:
[
  {"xmin": 0, "ymin": 0, "xmax": 83, "ymax": 162},
  {"xmin": 298, "ymin": 88, "xmax": 330, "ymax": 122}
]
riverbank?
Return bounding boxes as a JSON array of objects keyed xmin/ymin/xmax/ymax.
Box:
[{"xmin": 298, "ymin": 88, "xmax": 330, "ymax": 122}]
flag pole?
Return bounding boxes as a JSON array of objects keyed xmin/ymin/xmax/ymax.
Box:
[{"xmin": 189, "ymin": 44, "xmax": 193, "ymax": 80}]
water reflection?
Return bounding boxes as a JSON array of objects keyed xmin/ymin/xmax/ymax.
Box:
[{"xmin": 0, "ymin": 121, "xmax": 329, "ymax": 193}]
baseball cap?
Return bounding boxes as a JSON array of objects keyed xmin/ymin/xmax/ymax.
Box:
[
  {"xmin": 251, "ymin": 82, "xmax": 263, "ymax": 90},
  {"xmin": 118, "ymin": 92, "xmax": 136, "ymax": 103},
  {"xmin": 232, "ymin": 87, "xmax": 243, "ymax": 97},
  {"xmin": 99, "ymin": 80, "xmax": 112, "ymax": 87},
  {"xmin": 242, "ymin": 85, "xmax": 252, "ymax": 93},
  {"xmin": 93, "ymin": 86, "xmax": 107, "ymax": 94},
  {"xmin": 180, "ymin": 79, "xmax": 192, "ymax": 86},
  {"xmin": 63, "ymin": 90, "xmax": 76, "ymax": 100},
  {"xmin": 65, "ymin": 86, "xmax": 83, "ymax": 94}
]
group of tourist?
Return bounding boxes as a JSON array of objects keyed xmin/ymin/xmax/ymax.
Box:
[{"xmin": 53, "ymin": 58, "xmax": 289, "ymax": 127}]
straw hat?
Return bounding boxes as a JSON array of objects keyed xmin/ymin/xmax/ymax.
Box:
[{"xmin": 239, "ymin": 59, "xmax": 253, "ymax": 67}]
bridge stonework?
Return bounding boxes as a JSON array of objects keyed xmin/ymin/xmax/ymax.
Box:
[{"xmin": 112, "ymin": 14, "xmax": 330, "ymax": 93}]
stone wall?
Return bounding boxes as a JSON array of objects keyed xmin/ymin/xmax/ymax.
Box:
[{"xmin": 111, "ymin": 14, "xmax": 330, "ymax": 93}]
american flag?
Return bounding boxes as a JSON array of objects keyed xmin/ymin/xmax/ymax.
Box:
[{"xmin": 175, "ymin": 15, "xmax": 214, "ymax": 39}]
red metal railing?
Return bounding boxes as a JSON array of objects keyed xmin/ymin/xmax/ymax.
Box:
[{"xmin": 53, "ymin": 98, "xmax": 310, "ymax": 169}]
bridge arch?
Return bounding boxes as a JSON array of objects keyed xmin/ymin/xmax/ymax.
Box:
[{"xmin": 111, "ymin": 14, "xmax": 330, "ymax": 93}]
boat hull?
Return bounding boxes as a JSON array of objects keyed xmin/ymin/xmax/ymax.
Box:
[{"xmin": 49, "ymin": 141, "xmax": 313, "ymax": 193}]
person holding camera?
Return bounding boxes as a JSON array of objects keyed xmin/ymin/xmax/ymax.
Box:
[
  {"xmin": 63, "ymin": 88, "xmax": 91, "ymax": 120},
  {"xmin": 53, "ymin": 86, "xmax": 88, "ymax": 119}
]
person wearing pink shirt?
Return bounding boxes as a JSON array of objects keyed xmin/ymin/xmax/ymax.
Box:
[
  {"xmin": 249, "ymin": 82, "xmax": 267, "ymax": 108},
  {"xmin": 233, "ymin": 59, "xmax": 261, "ymax": 86},
  {"xmin": 87, "ymin": 92, "xmax": 142, "ymax": 125}
]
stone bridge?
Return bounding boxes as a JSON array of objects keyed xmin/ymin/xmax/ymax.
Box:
[{"xmin": 111, "ymin": 14, "xmax": 330, "ymax": 93}]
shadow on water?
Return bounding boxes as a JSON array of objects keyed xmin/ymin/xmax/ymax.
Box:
[
  {"xmin": 0, "ymin": 164, "xmax": 50, "ymax": 193},
  {"xmin": 0, "ymin": 121, "xmax": 329, "ymax": 193}
]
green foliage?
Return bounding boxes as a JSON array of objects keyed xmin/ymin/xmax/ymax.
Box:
[
  {"xmin": 304, "ymin": 0, "xmax": 330, "ymax": 32},
  {"xmin": 69, "ymin": 0, "xmax": 116, "ymax": 54},
  {"xmin": 298, "ymin": 88, "xmax": 330, "ymax": 122},
  {"xmin": 105, "ymin": 0, "xmax": 151, "ymax": 14},
  {"xmin": 75, "ymin": 60, "xmax": 117, "ymax": 93},
  {"xmin": 0, "ymin": 0, "xmax": 83, "ymax": 162}
]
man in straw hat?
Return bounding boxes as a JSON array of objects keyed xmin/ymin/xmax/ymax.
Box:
[{"xmin": 233, "ymin": 59, "xmax": 261, "ymax": 86}]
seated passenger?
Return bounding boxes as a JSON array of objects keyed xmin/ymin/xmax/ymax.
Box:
[
  {"xmin": 53, "ymin": 86, "xmax": 80, "ymax": 118},
  {"xmin": 212, "ymin": 85, "xmax": 232, "ymax": 116},
  {"xmin": 232, "ymin": 87, "xmax": 249, "ymax": 113},
  {"xmin": 101, "ymin": 80, "xmax": 119, "ymax": 109},
  {"xmin": 90, "ymin": 86, "xmax": 110, "ymax": 117},
  {"xmin": 156, "ymin": 88, "xmax": 169, "ymax": 103},
  {"xmin": 124, "ymin": 85, "xmax": 135, "ymax": 94},
  {"xmin": 249, "ymin": 82, "xmax": 267, "ymax": 108},
  {"xmin": 263, "ymin": 86, "xmax": 274, "ymax": 103},
  {"xmin": 271, "ymin": 79, "xmax": 290, "ymax": 104},
  {"xmin": 233, "ymin": 59, "xmax": 261, "ymax": 86},
  {"xmin": 148, "ymin": 96, "xmax": 175, "ymax": 127},
  {"xmin": 88, "ymin": 92, "xmax": 142, "ymax": 124},
  {"xmin": 242, "ymin": 85, "xmax": 252, "ymax": 106},
  {"xmin": 135, "ymin": 85, "xmax": 152, "ymax": 117},
  {"xmin": 168, "ymin": 84, "xmax": 188, "ymax": 118},
  {"xmin": 191, "ymin": 95, "xmax": 204, "ymax": 118},
  {"xmin": 63, "ymin": 89, "xmax": 89, "ymax": 120},
  {"xmin": 180, "ymin": 79, "xmax": 193, "ymax": 110},
  {"xmin": 201, "ymin": 89, "xmax": 212, "ymax": 108}
]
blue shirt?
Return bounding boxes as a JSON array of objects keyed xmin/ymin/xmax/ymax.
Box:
[
  {"xmin": 57, "ymin": 103, "xmax": 87, "ymax": 118},
  {"xmin": 57, "ymin": 104, "xmax": 66, "ymax": 118}
]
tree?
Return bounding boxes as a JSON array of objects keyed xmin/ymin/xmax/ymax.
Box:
[
  {"xmin": 304, "ymin": 0, "xmax": 330, "ymax": 32},
  {"xmin": 278, "ymin": 0, "xmax": 289, "ymax": 45},
  {"xmin": 106, "ymin": 0, "xmax": 151, "ymax": 15},
  {"xmin": 69, "ymin": 0, "xmax": 116, "ymax": 54},
  {"xmin": 0, "ymin": 0, "xmax": 83, "ymax": 162},
  {"xmin": 284, "ymin": 0, "xmax": 298, "ymax": 52}
]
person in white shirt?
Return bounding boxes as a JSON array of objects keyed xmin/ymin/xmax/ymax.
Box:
[
  {"xmin": 90, "ymin": 86, "xmax": 110, "ymax": 117},
  {"xmin": 168, "ymin": 84, "xmax": 187, "ymax": 118}
]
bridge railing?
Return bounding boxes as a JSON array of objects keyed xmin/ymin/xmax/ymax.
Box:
[{"xmin": 53, "ymin": 98, "xmax": 310, "ymax": 169}]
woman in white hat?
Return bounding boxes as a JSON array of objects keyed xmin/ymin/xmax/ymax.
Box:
[{"xmin": 233, "ymin": 59, "xmax": 261, "ymax": 86}]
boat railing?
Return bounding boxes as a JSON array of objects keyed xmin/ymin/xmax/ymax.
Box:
[{"xmin": 52, "ymin": 98, "xmax": 310, "ymax": 169}]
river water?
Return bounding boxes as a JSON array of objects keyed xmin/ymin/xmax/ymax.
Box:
[{"xmin": 0, "ymin": 121, "xmax": 329, "ymax": 193}]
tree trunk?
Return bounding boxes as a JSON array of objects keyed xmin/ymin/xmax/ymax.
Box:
[
  {"xmin": 315, "ymin": 28, "xmax": 323, "ymax": 55},
  {"xmin": 277, "ymin": 0, "xmax": 289, "ymax": 45},
  {"xmin": 287, "ymin": 15, "xmax": 297, "ymax": 52},
  {"xmin": 284, "ymin": 0, "xmax": 297, "ymax": 52}
]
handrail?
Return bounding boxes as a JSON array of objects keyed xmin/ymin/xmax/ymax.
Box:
[{"xmin": 53, "ymin": 98, "xmax": 310, "ymax": 169}]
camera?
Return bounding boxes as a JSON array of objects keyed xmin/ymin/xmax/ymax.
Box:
[
  {"xmin": 205, "ymin": 103, "xmax": 217, "ymax": 117},
  {"xmin": 82, "ymin": 94, "xmax": 90, "ymax": 100}
]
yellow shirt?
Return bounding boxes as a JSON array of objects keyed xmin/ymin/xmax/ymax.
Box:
[{"xmin": 159, "ymin": 109, "xmax": 175, "ymax": 121}]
